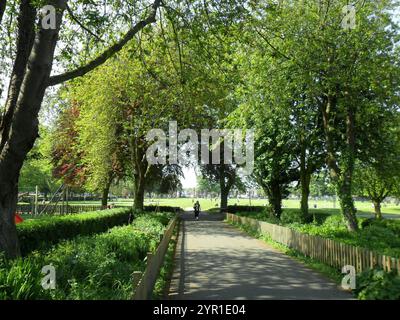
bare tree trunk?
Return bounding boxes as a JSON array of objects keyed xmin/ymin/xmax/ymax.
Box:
[
  {"xmin": 300, "ymin": 173, "xmax": 311, "ymax": 220},
  {"xmin": 0, "ymin": 181, "xmax": 20, "ymax": 258},
  {"xmin": 133, "ymin": 173, "xmax": 145, "ymax": 211},
  {"xmin": 101, "ymin": 183, "xmax": 110, "ymax": 208},
  {"xmin": 299, "ymin": 141, "xmax": 311, "ymax": 220},
  {"xmin": 268, "ymin": 180, "xmax": 282, "ymax": 219},
  {"xmin": 132, "ymin": 140, "xmax": 148, "ymax": 212},
  {"xmin": 220, "ymin": 185, "xmax": 229, "ymax": 213},
  {"xmin": 373, "ymin": 201, "xmax": 382, "ymax": 219}
]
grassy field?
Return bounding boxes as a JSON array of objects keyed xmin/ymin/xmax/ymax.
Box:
[{"xmin": 63, "ymin": 197, "xmax": 400, "ymax": 216}]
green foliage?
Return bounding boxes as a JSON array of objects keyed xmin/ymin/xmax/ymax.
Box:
[
  {"xmin": 0, "ymin": 213, "xmax": 173, "ymax": 300},
  {"xmin": 17, "ymin": 208, "xmax": 132, "ymax": 256},
  {"xmin": 281, "ymin": 209, "xmax": 312, "ymax": 225},
  {"xmin": 0, "ymin": 253, "xmax": 51, "ymax": 300},
  {"xmin": 197, "ymin": 176, "xmax": 220, "ymax": 195},
  {"xmin": 19, "ymin": 126, "xmax": 59, "ymax": 193},
  {"xmin": 309, "ymin": 171, "xmax": 336, "ymax": 198},
  {"xmin": 288, "ymin": 215, "xmax": 400, "ymax": 258},
  {"xmin": 353, "ymin": 158, "xmax": 400, "ymax": 217},
  {"xmin": 51, "ymin": 103, "xmax": 87, "ymax": 188},
  {"xmin": 355, "ymin": 268, "xmax": 400, "ymax": 300}
]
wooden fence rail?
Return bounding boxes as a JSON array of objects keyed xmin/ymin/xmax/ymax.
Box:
[
  {"xmin": 226, "ymin": 213, "xmax": 400, "ymax": 275},
  {"xmin": 132, "ymin": 216, "xmax": 178, "ymax": 300}
]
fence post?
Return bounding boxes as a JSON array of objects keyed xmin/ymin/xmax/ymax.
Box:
[
  {"xmin": 35, "ymin": 185, "xmax": 39, "ymax": 215},
  {"xmin": 132, "ymin": 271, "xmax": 142, "ymax": 287},
  {"xmin": 147, "ymin": 252, "xmax": 154, "ymax": 266},
  {"xmin": 132, "ymin": 271, "xmax": 143, "ymax": 299}
]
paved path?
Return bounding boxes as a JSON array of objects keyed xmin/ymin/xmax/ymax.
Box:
[
  {"xmin": 357, "ymin": 213, "xmax": 400, "ymax": 220},
  {"xmin": 168, "ymin": 211, "xmax": 352, "ymax": 300}
]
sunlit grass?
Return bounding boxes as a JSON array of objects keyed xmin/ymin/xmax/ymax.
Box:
[{"xmin": 22, "ymin": 197, "xmax": 400, "ymax": 216}]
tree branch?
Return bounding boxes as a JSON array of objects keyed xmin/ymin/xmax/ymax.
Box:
[
  {"xmin": 47, "ymin": 0, "xmax": 162, "ymax": 87},
  {"xmin": 66, "ymin": 4, "xmax": 103, "ymax": 43}
]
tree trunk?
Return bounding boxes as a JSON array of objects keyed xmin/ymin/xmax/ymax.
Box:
[
  {"xmin": 220, "ymin": 186, "xmax": 229, "ymax": 213},
  {"xmin": 299, "ymin": 141, "xmax": 311, "ymax": 220},
  {"xmin": 133, "ymin": 174, "xmax": 145, "ymax": 211},
  {"xmin": 269, "ymin": 181, "xmax": 282, "ymax": 219},
  {"xmin": 373, "ymin": 201, "xmax": 382, "ymax": 219},
  {"xmin": 101, "ymin": 184, "xmax": 110, "ymax": 208},
  {"xmin": 337, "ymin": 180, "xmax": 358, "ymax": 231},
  {"xmin": 321, "ymin": 95, "xmax": 358, "ymax": 231},
  {"xmin": 0, "ymin": 183, "xmax": 20, "ymax": 259},
  {"xmin": 339, "ymin": 108, "xmax": 358, "ymax": 231},
  {"xmin": 101, "ymin": 172, "xmax": 114, "ymax": 208},
  {"xmin": 300, "ymin": 173, "xmax": 311, "ymax": 221},
  {"xmin": 0, "ymin": 0, "xmax": 67, "ymax": 258}
]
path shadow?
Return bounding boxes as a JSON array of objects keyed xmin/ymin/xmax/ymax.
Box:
[{"xmin": 170, "ymin": 212, "xmax": 353, "ymax": 300}]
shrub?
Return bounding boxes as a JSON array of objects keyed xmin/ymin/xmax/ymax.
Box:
[
  {"xmin": 143, "ymin": 206, "xmax": 182, "ymax": 213},
  {"xmin": 355, "ymin": 268, "xmax": 400, "ymax": 300},
  {"xmin": 281, "ymin": 209, "xmax": 313, "ymax": 224},
  {"xmin": 227, "ymin": 205, "xmax": 266, "ymax": 213},
  {"xmin": 17, "ymin": 208, "xmax": 132, "ymax": 256}
]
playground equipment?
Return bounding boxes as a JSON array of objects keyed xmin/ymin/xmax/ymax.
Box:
[{"xmin": 17, "ymin": 184, "xmax": 70, "ymax": 215}]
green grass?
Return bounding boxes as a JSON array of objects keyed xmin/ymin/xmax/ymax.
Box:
[{"xmin": 46, "ymin": 197, "xmax": 400, "ymax": 216}]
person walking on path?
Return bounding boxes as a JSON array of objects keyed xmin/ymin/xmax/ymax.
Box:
[{"xmin": 193, "ymin": 201, "xmax": 200, "ymax": 220}]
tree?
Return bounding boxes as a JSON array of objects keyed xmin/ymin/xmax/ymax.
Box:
[
  {"xmin": 197, "ymin": 175, "xmax": 220, "ymax": 198},
  {"xmin": 51, "ymin": 102, "xmax": 87, "ymax": 189},
  {"xmin": 238, "ymin": 0, "xmax": 400, "ymax": 230},
  {"xmin": 353, "ymin": 115, "xmax": 400, "ymax": 219},
  {"xmin": 309, "ymin": 170, "xmax": 336, "ymax": 198},
  {"xmin": 145, "ymin": 164, "xmax": 183, "ymax": 196},
  {"xmin": 354, "ymin": 164, "xmax": 400, "ymax": 219},
  {"xmin": 67, "ymin": 26, "xmax": 194, "ymax": 211},
  {"xmin": 231, "ymin": 102, "xmax": 299, "ymax": 218},
  {"xmin": 0, "ymin": 0, "xmax": 162, "ymax": 258},
  {"xmin": 200, "ymin": 161, "xmax": 241, "ymax": 212}
]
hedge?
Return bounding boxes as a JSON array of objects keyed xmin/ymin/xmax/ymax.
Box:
[
  {"xmin": 143, "ymin": 206, "xmax": 182, "ymax": 213},
  {"xmin": 226, "ymin": 205, "xmax": 266, "ymax": 213},
  {"xmin": 17, "ymin": 208, "xmax": 132, "ymax": 256}
]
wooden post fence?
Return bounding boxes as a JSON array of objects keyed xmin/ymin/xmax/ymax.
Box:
[
  {"xmin": 132, "ymin": 216, "xmax": 178, "ymax": 300},
  {"xmin": 226, "ymin": 213, "xmax": 400, "ymax": 275}
]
